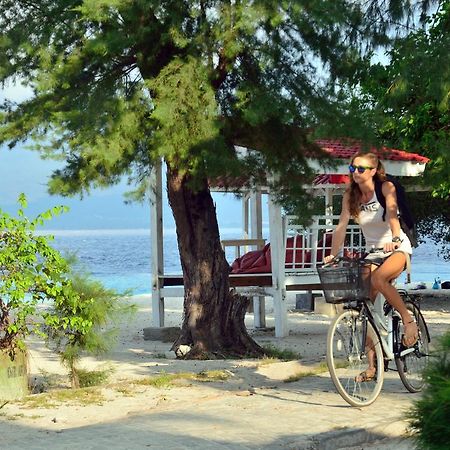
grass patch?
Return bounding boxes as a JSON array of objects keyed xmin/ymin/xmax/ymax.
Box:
[
  {"xmin": 195, "ymin": 370, "xmax": 230, "ymax": 382},
  {"xmin": 115, "ymin": 386, "xmax": 135, "ymax": 397},
  {"xmin": 283, "ymin": 360, "xmax": 351, "ymax": 383},
  {"xmin": 134, "ymin": 372, "xmax": 191, "ymax": 388},
  {"xmin": 6, "ymin": 413, "xmax": 25, "ymax": 420},
  {"xmin": 19, "ymin": 387, "xmax": 105, "ymax": 409},
  {"xmin": 283, "ymin": 362, "xmax": 329, "ymax": 383},
  {"xmin": 134, "ymin": 370, "xmax": 231, "ymax": 388},
  {"xmin": 257, "ymin": 356, "xmax": 282, "ymax": 366},
  {"xmin": 0, "ymin": 411, "xmax": 43, "ymax": 421},
  {"xmin": 77, "ymin": 368, "xmax": 111, "ymax": 388},
  {"xmin": 261, "ymin": 345, "xmax": 301, "ymax": 361},
  {"xmin": 333, "ymin": 359, "xmax": 350, "ymax": 369}
]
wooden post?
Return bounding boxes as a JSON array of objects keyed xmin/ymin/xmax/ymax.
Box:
[
  {"xmin": 150, "ymin": 160, "xmax": 165, "ymax": 327},
  {"xmin": 268, "ymin": 194, "xmax": 287, "ymax": 337},
  {"xmin": 251, "ymin": 190, "xmax": 266, "ymax": 328},
  {"xmin": 242, "ymin": 193, "xmax": 250, "ymax": 239},
  {"xmin": 325, "ymin": 187, "xmax": 333, "ymax": 226}
]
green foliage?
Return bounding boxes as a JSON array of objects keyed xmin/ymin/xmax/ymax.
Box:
[
  {"xmin": 0, "ymin": 1, "xmax": 435, "ymax": 211},
  {"xmin": 407, "ymin": 331, "xmax": 450, "ymax": 450},
  {"xmin": 43, "ymin": 270, "xmax": 136, "ymax": 388},
  {"xmin": 0, "ymin": 195, "xmax": 70, "ymax": 351},
  {"xmin": 356, "ymin": 3, "xmax": 450, "ymax": 197},
  {"xmin": 408, "ymin": 191, "xmax": 450, "ymax": 259},
  {"xmin": 149, "ymin": 56, "xmax": 228, "ymax": 184},
  {"xmin": 0, "ymin": 196, "xmax": 136, "ymax": 388},
  {"xmin": 261, "ymin": 344, "xmax": 300, "ymax": 361},
  {"xmin": 76, "ymin": 368, "xmax": 112, "ymax": 388}
]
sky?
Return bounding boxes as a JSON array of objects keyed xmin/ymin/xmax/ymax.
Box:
[
  {"xmin": 0, "ymin": 143, "xmax": 244, "ymax": 230},
  {"xmin": 0, "ymin": 84, "xmax": 242, "ymax": 231}
]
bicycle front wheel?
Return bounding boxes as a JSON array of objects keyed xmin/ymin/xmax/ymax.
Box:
[
  {"xmin": 395, "ymin": 301, "xmax": 430, "ymax": 393},
  {"xmin": 327, "ymin": 309, "xmax": 384, "ymax": 407}
]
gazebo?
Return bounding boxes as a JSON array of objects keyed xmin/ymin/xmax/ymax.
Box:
[{"xmin": 149, "ymin": 140, "xmax": 429, "ymax": 338}]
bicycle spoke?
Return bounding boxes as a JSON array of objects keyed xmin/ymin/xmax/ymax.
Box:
[
  {"xmin": 327, "ymin": 310, "xmax": 384, "ymax": 407},
  {"xmin": 395, "ymin": 301, "xmax": 430, "ymax": 393}
]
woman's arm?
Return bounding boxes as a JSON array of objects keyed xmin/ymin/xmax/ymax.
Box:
[
  {"xmin": 382, "ymin": 181, "xmax": 402, "ymax": 251},
  {"xmin": 324, "ymin": 192, "xmax": 350, "ymax": 262}
]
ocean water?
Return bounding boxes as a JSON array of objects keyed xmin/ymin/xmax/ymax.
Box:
[{"xmin": 41, "ymin": 228, "xmax": 450, "ymax": 295}]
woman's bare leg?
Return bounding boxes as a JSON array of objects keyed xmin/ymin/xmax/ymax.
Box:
[
  {"xmin": 371, "ymin": 252, "xmax": 418, "ymax": 346},
  {"xmin": 356, "ymin": 264, "xmax": 378, "ymax": 382},
  {"xmin": 356, "ymin": 254, "xmax": 417, "ymax": 382}
]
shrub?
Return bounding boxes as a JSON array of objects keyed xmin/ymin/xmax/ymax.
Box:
[
  {"xmin": 0, "ymin": 194, "xmax": 71, "ymax": 353},
  {"xmin": 0, "ymin": 194, "xmax": 136, "ymax": 388},
  {"xmin": 408, "ymin": 331, "xmax": 450, "ymax": 450},
  {"xmin": 43, "ymin": 270, "xmax": 136, "ymax": 388}
]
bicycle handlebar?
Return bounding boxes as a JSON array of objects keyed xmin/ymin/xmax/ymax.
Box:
[
  {"xmin": 322, "ymin": 246, "xmax": 400, "ymax": 267},
  {"xmin": 321, "ymin": 255, "xmax": 360, "ymax": 268}
]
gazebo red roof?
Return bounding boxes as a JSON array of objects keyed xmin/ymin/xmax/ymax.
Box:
[
  {"xmin": 315, "ymin": 139, "xmax": 430, "ymax": 163},
  {"xmin": 210, "ymin": 139, "xmax": 429, "ymax": 189}
]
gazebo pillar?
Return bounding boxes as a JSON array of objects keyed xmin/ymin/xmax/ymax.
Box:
[
  {"xmin": 250, "ymin": 190, "xmax": 266, "ymax": 328},
  {"xmin": 149, "ymin": 160, "xmax": 165, "ymax": 326},
  {"xmin": 268, "ymin": 194, "xmax": 288, "ymax": 337}
]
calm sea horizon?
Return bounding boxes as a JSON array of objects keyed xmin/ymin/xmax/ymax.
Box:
[{"xmin": 39, "ymin": 228, "xmax": 450, "ymax": 296}]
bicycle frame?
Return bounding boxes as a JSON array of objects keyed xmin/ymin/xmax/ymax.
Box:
[
  {"xmin": 362, "ymin": 293, "xmax": 418, "ymax": 361},
  {"xmin": 323, "ymin": 258, "xmax": 431, "ymax": 406}
]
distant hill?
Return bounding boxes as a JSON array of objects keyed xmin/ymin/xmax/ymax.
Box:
[{"xmin": 1, "ymin": 145, "xmax": 242, "ymax": 230}]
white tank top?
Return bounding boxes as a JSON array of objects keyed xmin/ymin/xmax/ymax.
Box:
[{"xmin": 358, "ymin": 192, "xmax": 412, "ymax": 254}]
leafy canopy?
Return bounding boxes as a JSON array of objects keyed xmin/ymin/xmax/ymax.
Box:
[
  {"xmin": 355, "ymin": 3, "xmax": 449, "ymax": 197},
  {"xmin": 0, "ymin": 1, "xmax": 434, "ymax": 214}
]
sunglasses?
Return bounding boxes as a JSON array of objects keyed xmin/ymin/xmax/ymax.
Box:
[{"xmin": 348, "ymin": 164, "xmax": 374, "ymax": 174}]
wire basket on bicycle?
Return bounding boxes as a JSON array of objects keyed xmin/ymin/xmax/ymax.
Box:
[{"xmin": 318, "ymin": 258, "xmax": 371, "ymax": 303}]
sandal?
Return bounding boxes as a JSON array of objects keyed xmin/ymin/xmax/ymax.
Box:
[
  {"xmin": 402, "ymin": 320, "xmax": 419, "ymax": 348},
  {"xmin": 355, "ymin": 368, "xmax": 376, "ymax": 383}
]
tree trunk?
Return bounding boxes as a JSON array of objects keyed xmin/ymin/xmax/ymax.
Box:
[{"xmin": 166, "ymin": 165, "xmax": 264, "ymax": 359}]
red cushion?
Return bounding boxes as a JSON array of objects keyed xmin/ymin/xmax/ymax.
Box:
[
  {"xmin": 316, "ymin": 232, "xmax": 333, "ymax": 262},
  {"xmin": 230, "ymin": 233, "xmax": 334, "ymax": 274},
  {"xmin": 285, "ymin": 235, "xmax": 306, "ymax": 267},
  {"xmin": 231, "ymin": 243, "xmax": 270, "ymax": 274}
]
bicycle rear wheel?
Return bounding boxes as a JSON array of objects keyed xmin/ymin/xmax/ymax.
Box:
[
  {"xmin": 395, "ymin": 301, "xmax": 429, "ymax": 393},
  {"xmin": 327, "ymin": 309, "xmax": 384, "ymax": 407}
]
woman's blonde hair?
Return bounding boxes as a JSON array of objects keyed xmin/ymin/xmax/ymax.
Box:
[{"xmin": 347, "ymin": 152, "xmax": 386, "ymax": 218}]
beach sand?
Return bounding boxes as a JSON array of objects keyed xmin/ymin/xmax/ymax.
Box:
[{"xmin": 1, "ymin": 293, "xmax": 449, "ymax": 449}]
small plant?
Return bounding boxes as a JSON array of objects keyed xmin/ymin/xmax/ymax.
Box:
[
  {"xmin": 195, "ymin": 370, "xmax": 230, "ymax": 382},
  {"xmin": 0, "ymin": 195, "xmax": 70, "ymax": 353},
  {"xmin": 283, "ymin": 362, "xmax": 329, "ymax": 383},
  {"xmin": 407, "ymin": 331, "xmax": 450, "ymax": 450},
  {"xmin": 43, "ymin": 270, "xmax": 135, "ymax": 388},
  {"xmin": 135, "ymin": 372, "xmax": 189, "ymax": 388},
  {"xmin": 261, "ymin": 344, "xmax": 301, "ymax": 361},
  {"xmin": 20, "ymin": 387, "xmax": 105, "ymax": 408},
  {"xmin": 0, "ymin": 194, "xmax": 136, "ymax": 390},
  {"xmin": 134, "ymin": 370, "xmax": 231, "ymax": 388},
  {"xmin": 76, "ymin": 368, "xmax": 112, "ymax": 388}
]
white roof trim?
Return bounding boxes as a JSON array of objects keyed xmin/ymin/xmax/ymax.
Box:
[{"xmin": 307, "ymin": 158, "xmax": 427, "ymax": 177}]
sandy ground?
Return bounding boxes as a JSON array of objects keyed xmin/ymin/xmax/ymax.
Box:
[{"xmin": 0, "ymin": 293, "xmax": 448, "ymax": 449}]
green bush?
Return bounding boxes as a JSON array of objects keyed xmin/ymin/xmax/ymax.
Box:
[
  {"xmin": 44, "ymin": 271, "xmax": 136, "ymax": 388},
  {"xmin": 0, "ymin": 194, "xmax": 71, "ymax": 352},
  {"xmin": 0, "ymin": 194, "xmax": 136, "ymax": 388},
  {"xmin": 408, "ymin": 331, "xmax": 450, "ymax": 450}
]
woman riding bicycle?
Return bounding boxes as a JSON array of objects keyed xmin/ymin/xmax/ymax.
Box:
[{"xmin": 323, "ymin": 151, "xmax": 419, "ymax": 382}]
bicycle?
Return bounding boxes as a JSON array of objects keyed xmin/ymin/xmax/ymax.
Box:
[{"xmin": 318, "ymin": 256, "xmax": 431, "ymax": 407}]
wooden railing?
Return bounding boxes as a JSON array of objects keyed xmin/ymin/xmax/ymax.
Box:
[{"xmin": 221, "ymin": 238, "xmax": 266, "ymax": 259}]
